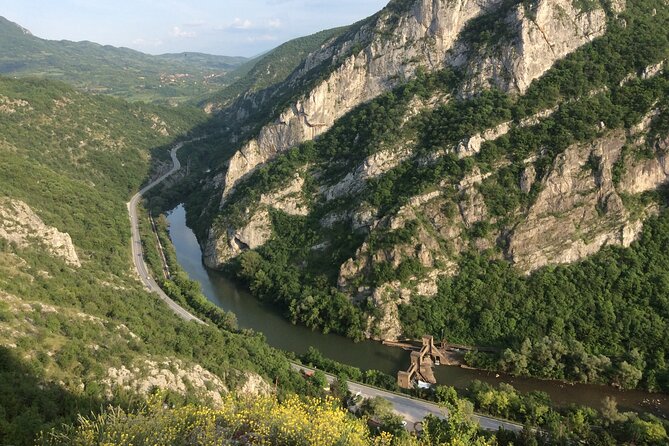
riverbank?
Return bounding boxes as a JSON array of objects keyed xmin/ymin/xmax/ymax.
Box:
[{"xmin": 165, "ymin": 204, "xmax": 669, "ymax": 417}]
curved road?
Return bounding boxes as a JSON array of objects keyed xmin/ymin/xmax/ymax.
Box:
[
  {"xmin": 292, "ymin": 364, "xmax": 523, "ymax": 433},
  {"xmin": 127, "ymin": 141, "xmax": 521, "ymax": 432},
  {"xmin": 127, "ymin": 142, "xmax": 204, "ymax": 324}
]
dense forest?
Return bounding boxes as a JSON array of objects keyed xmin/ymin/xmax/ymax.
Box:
[{"xmin": 190, "ymin": 0, "xmax": 669, "ymax": 393}]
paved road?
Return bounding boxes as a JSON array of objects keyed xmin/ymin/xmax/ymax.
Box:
[
  {"xmin": 127, "ymin": 142, "xmax": 522, "ymax": 432},
  {"xmin": 292, "ymin": 364, "xmax": 523, "ymax": 433},
  {"xmin": 127, "ymin": 142, "xmax": 204, "ymax": 324}
]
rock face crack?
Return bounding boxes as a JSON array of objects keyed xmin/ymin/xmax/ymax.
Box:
[
  {"xmin": 660, "ymin": 154, "xmax": 669, "ymax": 177},
  {"xmin": 529, "ymin": 19, "xmax": 558, "ymax": 57}
]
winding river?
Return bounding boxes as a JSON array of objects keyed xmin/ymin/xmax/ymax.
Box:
[{"xmin": 167, "ymin": 205, "xmax": 668, "ymax": 418}]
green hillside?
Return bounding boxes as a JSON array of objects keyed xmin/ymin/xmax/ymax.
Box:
[
  {"xmin": 200, "ymin": 26, "xmax": 349, "ymax": 111},
  {"xmin": 0, "ymin": 17, "xmax": 247, "ymax": 104},
  {"xmin": 0, "ymin": 76, "xmax": 307, "ymax": 445}
]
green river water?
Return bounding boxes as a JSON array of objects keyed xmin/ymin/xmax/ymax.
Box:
[{"xmin": 167, "ymin": 205, "xmax": 668, "ymax": 418}]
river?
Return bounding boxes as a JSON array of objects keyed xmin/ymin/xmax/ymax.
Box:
[{"xmin": 167, "ymin": 205, "xmax": 668, "ymax": 417}]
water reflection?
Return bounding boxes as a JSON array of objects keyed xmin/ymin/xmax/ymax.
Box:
[
  {"xmin": 167, "ymin": 205, "xmax": 668, "ymax": 417},
  {"xmin": 167, "ymin": 205, "xmax": 409, "ymax": 373}
]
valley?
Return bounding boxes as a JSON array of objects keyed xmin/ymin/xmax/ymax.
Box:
[
  {"xmin": 165, "ymin": 204, "xmax": 669, "ymax": 417},
  {"xmin": 2, "ymin": 0, "xmax": 669, "ymax": 444}
]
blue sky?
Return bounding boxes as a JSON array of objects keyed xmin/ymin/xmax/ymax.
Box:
[{"xmin": 0, "ymin": 0, "xmax": 389, "ymax": 57}]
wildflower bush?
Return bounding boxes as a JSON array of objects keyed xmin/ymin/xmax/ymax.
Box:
[
  {"xmin": 38, "ymin": 392, "xmax": 502, "ymax": 446},
  {"xmin": 39, "ymin": 394, "xmax": 372, "ymax": 446}
]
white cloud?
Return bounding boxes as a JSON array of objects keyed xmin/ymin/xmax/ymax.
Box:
[
  {"xmin": 170, "ymin": 26, "xmax": 196, "ymax": 38},
  {"xmin": 268, "ymin": 18, "xmax": 281, "ymax": 29},
  {"xmin": 184, "ymin": 20, "xmax": 206, "ymax": 27},
  {"xmin": 230, "ymin": 17, "xmax": 253, "ymax": 30}
]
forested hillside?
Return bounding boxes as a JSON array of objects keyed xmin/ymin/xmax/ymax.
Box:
[
  {"xmin": 180, "ymin": 0, "xmax": 669, "ymax": 394},
  {"xmin": 0, "ymin": 76, "xmax": 304, "ymax": 445},
  {"xmin": 0, "ymin": 17, "xmax": 247, "ymax": 104},
  {"xmin": 200, "ymin": 26, "xmax": 349, "ymax": 112}
]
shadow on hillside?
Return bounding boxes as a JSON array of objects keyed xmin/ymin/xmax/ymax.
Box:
[
  {"xmin": 0, "ymin": 347, "xmax": 138, "ymax": 446},
  {"xmin": 142, "ymin": 113, "xmax": 238, "ymax": 232}
]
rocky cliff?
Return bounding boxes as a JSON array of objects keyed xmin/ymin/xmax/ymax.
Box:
[
  {"xmin": 452, "ymin": 0, "xmax": 609, "ymax": 94},
  {"xmin": 193, "ymin": 0, "xmax": 669, "ymax": 340},
  {"xmin": 206, "ymin": 0, "xmax": 612, "ymax": 264},
  {"xmin": 217, "ymin": 0, "xmax": 610, "ymax": 199},
  {"xmin": 508, "ymin": 130, "xmax": 658, "ymax": 272},
  {"xmin": 219, "ymin": 0, "xmax": 507, "ymax": 201},
  {"xmin": 0, "ymin": 198, "xmax": 80, "ymax": 267}
]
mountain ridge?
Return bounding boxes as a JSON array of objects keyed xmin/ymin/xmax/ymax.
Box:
[
  {"xmin": 0, "ymin": 16, "xmax": 248, "ymax": 103},
  {"xmin": 175, "ymin": 0, "xmax": 669, "ymax": 392}
]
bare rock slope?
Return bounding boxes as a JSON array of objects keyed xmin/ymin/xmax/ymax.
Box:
[
  {"xmin": 0, "ymin": 198, "xmax": 80, "ymax": 267},
  {"xmin": 205, "ymin": 0, "xmax": 609, "ymax": 267}
]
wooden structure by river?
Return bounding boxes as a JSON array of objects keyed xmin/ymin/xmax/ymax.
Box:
[{"xmin": 396, "ymin": 336, "xmax": 448, "ymax": 389}]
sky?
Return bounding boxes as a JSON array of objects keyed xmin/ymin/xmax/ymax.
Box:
[{"xmin": 0, "ymin": 0, "xmax": 389, "ymax": 57}]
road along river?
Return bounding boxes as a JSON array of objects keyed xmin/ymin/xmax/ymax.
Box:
[
  {"xmin": 127, "ymin": 143, "xmax": 203, "ymax": 324},
  {"xmin": 167, "ymin": 204, "xmax": 668, "ymax": 418}
]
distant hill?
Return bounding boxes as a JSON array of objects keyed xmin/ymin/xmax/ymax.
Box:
[
  {"xmin": 200, "ymin": 26, "xmax": 348, "ymax": 112},
  {"xmin": 0, "ymin": 16, "xmax": 248, "ymax": 104}
]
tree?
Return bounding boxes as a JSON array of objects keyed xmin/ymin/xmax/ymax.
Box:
[
  {"xmin": 330, "ymin": 373, "xmax": 349, "ymax": 402},
  {"xmin": 600, "ymin": 396, "xmax": 626, "ymax": 425},
  {"xmin": 626, "ymin": 416, "xmax": 669, "ymax": 444},
  {"xmin": 311, "ymin": 370, "xmax": 328, "ymax": 391},
  {"xmin": 614, "ymin": 361, "xmax": 643, "ymax": 389},
  {"xmin": 359, "ymin": 396, "xmax": 393, "ymax": 419},
  {"xmin": 435, "ymin": 385, "xmax": 458, "ymax": 406}
]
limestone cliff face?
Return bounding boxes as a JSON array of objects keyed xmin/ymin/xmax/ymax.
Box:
[
  {"xmin": 508, "ymin": 131, "xmax": 641, "ymax": 272},
  {"xmin": 204, "ymin": 209, "xmax": 272, "ymax": 269},
  {"xmin": 0, "ymin": 198, "xmax": 80, "ymax": 267},
  {"xmin": 260, "ymin": 174, "xmax": 309, "ymax": 216},
  {"xmin": 335, "ymin": 119, "xmax": 669, "ymax": 339},
  {"xmin": 207, "ymin": 0, "xmax": 610, "ymax": 268},
  {"xmin": 454, "ymin": 0, "xmax": 608, "ymax": 94},
  {"xmin": 619, "ymin": 115, "xmax": 669, "ymax": 194},
  {"xmin": 204, "ymin": 175, "xmax": 309, "ymax": 269},
  {"xmin": 457, "ymin": 122, "xmax": 511, "ymax": 158},
  {"xmin": 104, "ymin": 359, "xmax": 228, "ymax": 407},
  {"xmin": 510, "ymin": 127, "xmax": 669, "ymax": 273},
  {"xmin": 322, "ymin": 146, "xmax": 414, "ymax": 201},
  {"xmin": 220, "ymin": 0, "xmax": 507, "ymax": 200}
]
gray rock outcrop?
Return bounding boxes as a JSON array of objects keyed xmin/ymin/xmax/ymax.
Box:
[
  {"xmin": 455, "ymin": 0, "xmax": 607, "ymax": 94},
  {"xmin": 0, "ymin": 198, "xmax": 80, "ymax": 267},
  {"xmin": 219, "ymin": 0, "xmax": 510, "ymax": 200},
  {"xmin": 260, "ymin": 174, "xmax": 309, "ymax": 216},
  {"xmin": 104, "ymin": 359, "xmax": 228, "ymax": 407},
  {"xmin": 508, "ymin": 131, "xmax": 653, "ymax": 273},
  {"xmin": 204, "ymin": 209, "xmax": 272, "ymax": 269}
]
